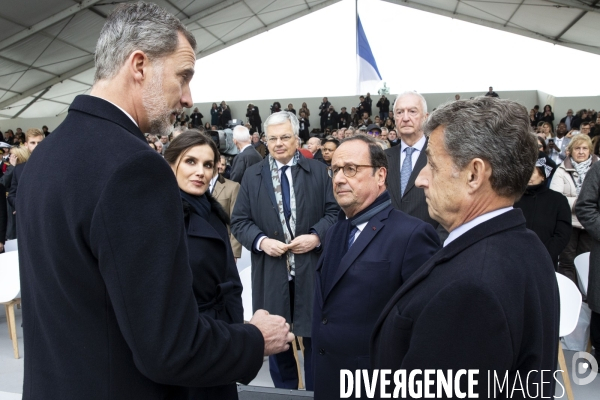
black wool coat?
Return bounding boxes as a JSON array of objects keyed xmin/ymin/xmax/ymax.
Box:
[
  {"xmin": 371, "ymin": 210, "xmax": 560, "ymax": 399},
  {"xmin": 514, "ymin": 183, "xmax": 572, "ymax": 265},
  {"xmin": 17, "ymin": 95, "xmax": 264, "ymax": 400}
]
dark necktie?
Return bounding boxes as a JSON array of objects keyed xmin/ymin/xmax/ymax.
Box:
[
  {"xmin": 280, "ymin": 165, "xmax": 291, "ymax": 223},
  {"xmin": 348, "ymin": 226, "xmax": 359, "ymax": 249}
]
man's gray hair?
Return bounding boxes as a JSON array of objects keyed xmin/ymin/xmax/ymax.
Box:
[
  {"xmin": 393, "ymin": 91, "xmax": 428, "ymax": 114},
  {"xmin": 264, "ymin": 111, "xmax": 299, "ymax": 137},
  {"xmin": 94, "ymin": 2, "xmax": 197, "ymax": 82},
  {"xmin": 233, "ymin": 125, "xmax": 251, "ymax": 142},
  {"xmin": 425, "ymin": 97, "xmax": 537, "ymax": 199}
]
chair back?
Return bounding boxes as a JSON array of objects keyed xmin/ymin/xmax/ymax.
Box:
[
  {"xmin": 239, "ymin": 266, "xmax": 253, "ymax": 322},
  {"xmin": 556, "ymin": 272, "xmax": 582, "ymax": 337},
  {"xmin": 4, "ymin": 239, "xmax": 18, "ymax": 252},
  {"xmin": 574, "ymin": 252, "xmax": 590, "ymax": 296},
  {"xmin": 0, "ymin": 251, "xmax": 20, "ymax": 303}
]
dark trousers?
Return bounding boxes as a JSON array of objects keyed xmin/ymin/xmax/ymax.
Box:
[
  {"xmin": 558, "ymin": 228, "xmax": 593, "ymax": 288},
  {"xmin": 592, "ymin": 311, "xmax": 600, "ymax": 358},
  {"xmin": 269, "ymin": 279, "xmax": 314, "ymax": 390},
  {"xmin": 379, "ymin": 111, "xmax": 387, "ymax": 122}
]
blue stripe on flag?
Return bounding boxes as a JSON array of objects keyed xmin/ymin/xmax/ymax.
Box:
[{"xmin": 357, "ymin": 16, "xmax": 382, "ymax": 80}]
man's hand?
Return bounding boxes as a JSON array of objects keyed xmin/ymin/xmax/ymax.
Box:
[
  {"xmin": 260, "ymin": 238, "xmax": 288, "ymax": 257},
  {"xmin": 249, "ymin": 310, "xmax": 295, "ymax": 356},
  {"xmin": 287, "ymin": 234, "xmax": 320, "ymax": 254}
]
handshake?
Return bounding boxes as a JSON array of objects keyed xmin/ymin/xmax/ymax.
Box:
[{"xmin": 249, "ymin": 309, "xmax": 296, "ymax": 356}]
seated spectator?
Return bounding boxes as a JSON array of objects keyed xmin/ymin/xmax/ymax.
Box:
[
  {"xmin": 550, "ymin": 134, "xmax": 598, "ymax": 287},
  {"xmin": 541, "ymin": 122, "xmax": 553, "ymax": 140},
  {"xmin": 373, "ymin": 116, "xmax": 382, "ymax": 127},
  {"xmin": 580, "ymin": 122, "xmax": 591, "ymax": 136},
  {"xmin": 7, "ymin": 128, "xmax": 44, "ymax": 211},
  {"xmin": 380, "ymin": 127, "xmax": 389, "ymax": 142},
  {"xmin": 359, "ymin": 112, "xmax": 372, "ymax": 127},
  {"xmin": 204, "ymin": 122, "xmax": 212, "ymax": 131},
  {"xmin": 251, "ymin": 132, "xmax": 267, "ymax": 158},
  {"xmin": 338, "ymin": 107, "xmax": 351, "ymax": 129},
  {"xmin": 366, "ymin": 123, "xmax": 381, "ymax": 139},
  {"xmin": 336, "ymin": 128, "xmax": 346, "ymax": 141},
  {"xmin": 384, "ymin": 117, "xmax": 394, "ymax": 130},
  {"xmin": 376, "ymin": 138, "xmax": 390, "ymax": 150},
  {"xmin": 321, "ymin": 137, "xmax": 339, "ymax": 167},
  {"xmin": 572, "ymin": 109, "xmax": 591, "ymax": 130},
  {"xmin": 307, "ymin": 137, "xmax": 324, "ymax": 163},
  {"xmin": 1, "ymin": 146, "xmax": 29, "ymax": 240},
  {"xmin": 149, "ymin": 142, "xmax": 157, "ymax": 151},
  {"xmin": 344, "ymin": 127, "xmax": 355, "ymax": 138},
  {"xmin": 514, "ymin": 157, "xmax": 571, "ymax": 267},
  {"xmin": 529, "ymin": 109, "xmax": 538, "ymax": 128},
  {"xmin": 286, "ymin": 104, "xmax": 296, "ymax": 115},
  {"xmin": 154, "ymin": 140, "xmax": 164, "ymax": 155},
  {"xmin": 350, "ymin": 107, "xmax": 359, "ymax": 127},
  {"xmin": 388, "ymin": 129, "xmax": 400, "ymax": 147}
]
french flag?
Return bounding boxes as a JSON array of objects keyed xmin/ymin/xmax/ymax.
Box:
[{"xmin": 357, "ymin": 15, "xmax": 382, "ymax": 94}]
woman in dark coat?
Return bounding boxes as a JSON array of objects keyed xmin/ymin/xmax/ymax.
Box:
[
  {"xmin": 164, "ymin": 131, "xmax": 246, "ymax": 400},
  {"xmin": 514, "ymin": 157, "xmax": 572, "ymax": 267},
  {"xmin": 210, "ymin": 102, "xmax": 220, "ymax": 126}
]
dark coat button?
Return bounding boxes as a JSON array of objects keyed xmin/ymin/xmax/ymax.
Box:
[
  {"xmin": 322, "ymin": 318, "xmax": 328, "ymax": 325},
  {"xmin": 319, "ymin": 349, "xmax": 325, "ymax": 355}
]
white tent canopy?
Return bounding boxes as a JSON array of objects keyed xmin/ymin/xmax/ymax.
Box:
[{"xmin": 0, "ymin": 0, "xmax": 598, "ymax": 119}]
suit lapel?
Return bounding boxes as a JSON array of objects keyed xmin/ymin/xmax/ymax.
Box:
[
  {"xmin": 260, "ymin": 160, "xmax": 278, "ymax": 209},
  {"xmin": 212, "ymin": 180, "xmax": 225, "ymax": 199},
  {"xmin": 323, "ymin": 208, "xmax": 390, "ymax": 301},
  {"xmin": 402, "ymin": 139, "xmax": 428, "ymax": 198},
  {"xmin": 187, "ymin": 213, "xmax": 222, "ymax": 241}
]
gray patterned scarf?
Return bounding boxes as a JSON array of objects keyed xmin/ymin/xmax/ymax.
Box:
[
  {"xmin": 269, "ymin": 152, "xmax": 299, "ymax": 278},
  {"xmin": 571, "ymin": 156, "xmax": 592, "ymax": 195}
]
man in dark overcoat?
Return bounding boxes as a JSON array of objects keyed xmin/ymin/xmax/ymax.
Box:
[
  {"xmin": 231, "ymin": 111, "xmax": 339, "ymax": 391},
  {"xmin": 312, "ymin": 136, "xmax": 439, "ymax": 399},
  {"xmin": 16, "ymin": 3, "xmax": 293, "ymax": 400},
  {"xmin": 371, "ymin": 97, "xmax": 560, "ymax": 398}
]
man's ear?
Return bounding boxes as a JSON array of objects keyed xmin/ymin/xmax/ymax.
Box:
[
  {"xmin": 127, "ymin": 50, "xmax": 149, "ymax": 84},
  {"xmin": 466, "ymin": 158, "xmax": 491, "ymax": 193}
]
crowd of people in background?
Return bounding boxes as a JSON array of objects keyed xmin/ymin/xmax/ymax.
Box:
[{"xmin": 2, "ymin": 86, "xmax": 599, "ymax": 383}]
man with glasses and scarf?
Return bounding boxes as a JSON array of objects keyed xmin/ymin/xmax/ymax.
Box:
[
  {"xmin": 232, "ymin": 111, "xmax": 339, "ymax": 391},
  {"xmin": 311, "ymin": 135, "xmax": 440, "ymax": 399}
]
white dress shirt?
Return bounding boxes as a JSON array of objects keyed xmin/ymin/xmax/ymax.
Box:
[
  {"xmin": 443, "ymin": 207, "xmax": 513, "ymax": 247},
  {"xmin": 255, "ymin": 159, "xmax": 295, "ymax": 251},
  {"xmin": 400, "ymin": 135, "xmax": 427, "ymax": 170}
]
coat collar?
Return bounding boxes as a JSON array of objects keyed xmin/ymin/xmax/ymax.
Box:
[
  {"xmin": 371, "ymin": 208, "xmax": 527, "ymax": 341},
  {"xmin": 69, "ymin": 95, "xmax": 145, "ymax": 142}
]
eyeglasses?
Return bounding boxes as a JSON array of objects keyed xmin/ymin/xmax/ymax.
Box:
[
  {"xmin": 328, "ymin": 164, "xmax": 373, "ymax": 178},
  {"xmin": 368, "ymin": 131, "xmax": 381, "ymax": 136},
  {"xmin": 267, "ymin": 135, "xmax": 293, "ymax": 143}
]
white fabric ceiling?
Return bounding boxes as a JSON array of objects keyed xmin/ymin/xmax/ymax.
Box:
[{"xmin": 0, "ymin": 0, "xmax": 598, "ymax": 119}]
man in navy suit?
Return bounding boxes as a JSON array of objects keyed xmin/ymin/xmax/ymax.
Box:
[
  {"xmin": 312, "ymin": 135, "xmax": 439, "ymax": 399},
  {"xmin": 16, "ymin": 3, "xmax": 293, "ymax": 399},
  {"xmin": 371, "ymin": 97, "xmax": 560, "ymax": 398}
]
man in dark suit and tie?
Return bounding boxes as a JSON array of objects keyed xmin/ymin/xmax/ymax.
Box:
[
  {"xmin": 15, "ymin": 3, "xmax": 293, "ymax": 399},
  {"xmin": 229, "ymin": 125, "xmax": 263, "ymax": 183},
  {"xmin": 385, "ymin": 91, "xmax": 447, "ymax": 241},
  {"xmin": 312, "ymin": 135, "xmax": 440, "ymax": 399},
  {"xmin": 371, "ymin": 97, "xmax": 560, "ymax": 398},
  {"xmin": 232, "ymin": 111, "xmax": 339, "ymax": 391}
]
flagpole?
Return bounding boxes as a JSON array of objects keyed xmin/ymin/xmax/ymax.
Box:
[{"xmin": 355, "ymin": 0, "xmax": 359, "ymax": 95}]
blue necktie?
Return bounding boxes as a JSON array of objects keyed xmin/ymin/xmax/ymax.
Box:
[
  {"xmin": 280, "ymin": 166, "xmax": 291, "ymax": 223},
  {"xmin": 348, "ymin": 226, "xmax": 359, "ymax": 249},
  {"xmin": 400, "ymin": 147, "xmax": 415, "ymax": 196}
]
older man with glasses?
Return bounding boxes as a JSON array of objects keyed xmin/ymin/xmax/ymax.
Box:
[
  {"xmin": 232, "ymin": 111, "xmax": 339, "ymax": 391},
  {"xmin": 312, "ymin": 135, "xmax": 439, "ymax": 399}
]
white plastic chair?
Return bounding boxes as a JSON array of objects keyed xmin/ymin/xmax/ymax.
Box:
[
  {"xmin": 3, "ymin": 239, "xmax": 17, "ymax": 253},
  {"xmin": 556, "ymin": 272, "xmax": 583, "ymax": 400},
  {"xmin": 239, "ymin": 266, "xmax": 253, "ymax": 322},
  {"xmin": 574, "ymin": 252, "xmax": 590, "ymax": 296},
  {"xmin": 0, "ymin": 251, "xmax": 21, "ymax": 359}
]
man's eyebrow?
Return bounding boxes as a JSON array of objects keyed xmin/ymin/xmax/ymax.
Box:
[{"xmin": 182, "ymin": 67, "xmax": 195, "ymax": 77}]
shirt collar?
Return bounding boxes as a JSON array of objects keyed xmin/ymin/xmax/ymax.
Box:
[
  {"xmin": 276, "ymin": 159, "xmax": 295, "ymax": 170},
  {"xmin": 240, "ymin": 143, "xmax": 252, "ymax": 152},
  {"xmin": 444, "ymin": 207, "xmax": 513, "ymax": 247},
  {"xmin": 401, "ymin": 134, "xmax": 426, "ymax": 153}
]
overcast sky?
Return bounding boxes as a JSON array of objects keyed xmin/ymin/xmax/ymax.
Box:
[{"xmin": 190, "ymin": 0, "xmax": 600, "ymax": 102}]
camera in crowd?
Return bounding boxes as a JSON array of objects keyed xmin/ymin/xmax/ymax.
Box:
[{"xmin": 207, "ymin": 125, "xmax": 240, "ymax": 156}]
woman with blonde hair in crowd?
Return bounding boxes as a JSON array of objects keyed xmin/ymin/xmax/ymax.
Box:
[
  {"xmin": 299, "ymin": 102, "xmax": 310, "ymax": 118},
  {"xmin": 541, "ymin": 122, "xmax": 553, "ymax": 141},
  {"xmin": 0, "ymin": 146, "xmax": 30, "ymax": 240},
  {"xmin": 551, "ymin": 134, "xmax": 598, "ymax": 286}
]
